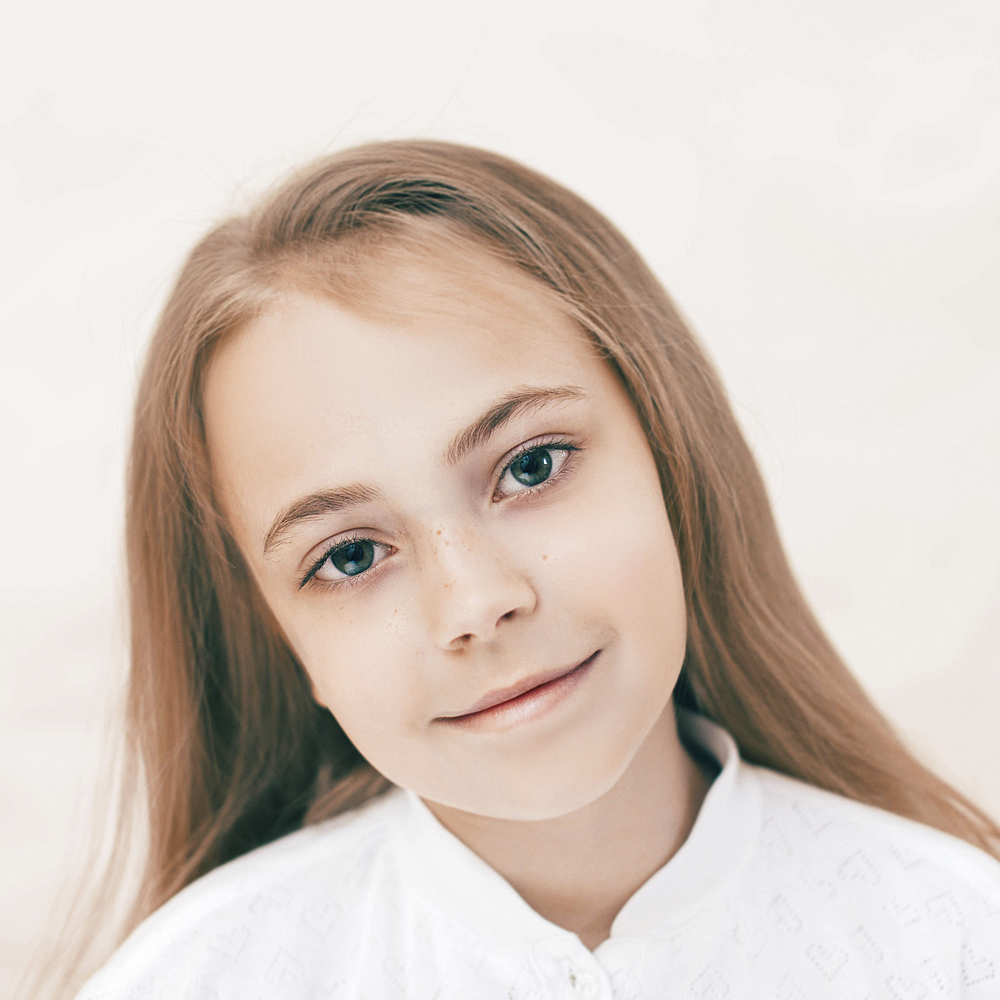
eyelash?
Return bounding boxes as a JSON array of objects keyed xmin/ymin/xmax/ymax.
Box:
[
  {"xmin": 298, "ymin": 436, "xmax": 581, "ymax": 591},
  {"xmin": 491, "ymin": 436, "xmax": 579, "ymax": 502}
]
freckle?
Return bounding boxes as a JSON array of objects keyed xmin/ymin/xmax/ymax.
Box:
[
  {"xmin": 542, "ymin": 554, "xmax": 548, "ymax": 560},
  {"xmin": 436, "ymin": 529, "xmax": 442, "ymax": 535}
]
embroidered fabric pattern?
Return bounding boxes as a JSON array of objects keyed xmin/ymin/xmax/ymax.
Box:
[{"xmin": 75, "ymin": 715, "xmax": 1000, "ymax": 999}]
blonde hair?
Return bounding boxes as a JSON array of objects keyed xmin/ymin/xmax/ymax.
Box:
[{"xmin": 28, "ymin": 139, "xmax": 1000, "ymax": 999}]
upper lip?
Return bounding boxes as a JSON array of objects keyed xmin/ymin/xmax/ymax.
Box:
[{"xmin": 438, "ymin": 653, "xmax": 596, "ymax": 720}]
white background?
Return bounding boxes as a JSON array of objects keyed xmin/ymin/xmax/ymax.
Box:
[{"xmin": 2, "ymin": 0, "xmax": 998, "ymax": 990}]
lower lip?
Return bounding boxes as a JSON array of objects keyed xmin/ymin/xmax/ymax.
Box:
[{"xmin": 442, "ymin": 651, "xmax": 600, "ymax": 733}]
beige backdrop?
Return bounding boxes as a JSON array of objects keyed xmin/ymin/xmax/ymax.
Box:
[{"xmin": 2, "ymin": 0, "xmax": 998, "ymax": 992}]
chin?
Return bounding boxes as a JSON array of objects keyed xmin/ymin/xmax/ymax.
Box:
[{"xmin": 446, "ymin": 743, "xmax": 640, "ymax": 822}]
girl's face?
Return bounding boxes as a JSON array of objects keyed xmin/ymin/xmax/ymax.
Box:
[{"xmin": 204, "ymin": 243, "xmax": 688, "ymax": 821}]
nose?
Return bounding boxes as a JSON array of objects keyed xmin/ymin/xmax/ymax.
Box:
[{"xmin": 419, "ymin": 523, "xmax": 538, "ymax": 651}]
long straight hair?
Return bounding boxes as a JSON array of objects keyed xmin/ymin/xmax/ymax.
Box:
[{"xmin": 32, "ymin": 139, "xmax": 1000, "ymax": 999}]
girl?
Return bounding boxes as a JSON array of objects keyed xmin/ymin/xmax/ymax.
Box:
[{"xmin": 53, "ymin": 140, "xmax": 1000, "ymax": 998}]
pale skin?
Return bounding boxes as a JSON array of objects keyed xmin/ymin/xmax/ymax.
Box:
[{"xmin": 203, "ymin": 242, "xmax": 711, "ymax": 950}]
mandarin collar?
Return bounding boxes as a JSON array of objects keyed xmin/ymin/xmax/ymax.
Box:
[{"xmin": 392, "ymin": 710, "xmax": 761, "ymax": 948}]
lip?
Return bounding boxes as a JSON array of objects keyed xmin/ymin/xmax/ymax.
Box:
[{"xmin": 436, "ymin": 650, "xmax": 600, "ymax": 728}]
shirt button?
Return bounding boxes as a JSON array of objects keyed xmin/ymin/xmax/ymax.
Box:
[{"xmin": 566, "ymin": 968, "xmax": 600, "ymax": 1000}]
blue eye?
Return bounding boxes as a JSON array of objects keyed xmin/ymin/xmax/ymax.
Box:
[
  {"xmin": 509, "ymin": 448, "xmax": 553, "ymax": 487},
  {"xmin": 330, "ymin": 540, "xmax": 375, "ymax": 576},
  {"xmin": 304, "ymin": 537, "xmax": 392, "ymax": 588},
  {"xmin": 497, "ymin": 443, "xmax": 576, "ymax": 498}
]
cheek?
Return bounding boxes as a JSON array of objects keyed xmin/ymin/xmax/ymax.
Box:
[
  {"xmin": 546, "ymin": 466, "xmax": 687, "ymax": 716},
  {"xmin": 591, "ymin": 517, "xmax": 685, "ymax": 669},
  {"xmin": 547, "ymin": 466, "xmax": 684, "ymax": 626},
  {"xmin": 290, "ymin": 611, "xmax": 446, "ymax": 791},
  {"xmin": 279, "ymin": 600, "xmax": 423, "ymax": 745}
]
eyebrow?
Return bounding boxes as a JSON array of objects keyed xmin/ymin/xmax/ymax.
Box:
[
  {"xmin": 263, "ymin": 483, "xmax": 386, "ymax": 556},
  {"xmin": 443, "ymin": 384, "xmax": 588, "ymax": 466},
  {"xmin": 262, "ymin": 384, "xmax": 588, "ymax": 557}
]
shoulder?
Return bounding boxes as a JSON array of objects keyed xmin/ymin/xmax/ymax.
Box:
[
  {"xmin": 75, "ymin": 787, "xmax": 407, "ymax": 1000},
  {"xmin": 746, "ymin": 764, "xmax": 1000, "ymax": 992},
  {"xmin": 753, "ymin": 765, "xmax": 1000, "ymax": 896}
]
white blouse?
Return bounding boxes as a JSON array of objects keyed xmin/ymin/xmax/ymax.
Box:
[{"xmin": 76, "ymin": 712, "xmax": 1000, "ymax": 998}]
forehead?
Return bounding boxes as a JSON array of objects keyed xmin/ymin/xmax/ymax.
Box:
[{"xmin": 202, "ymin": 244, "xmax": 614, "ymax": 529}]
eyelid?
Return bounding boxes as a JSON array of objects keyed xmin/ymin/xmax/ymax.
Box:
[
  {"xmin": 492, "ymin": 435, "xmax": 580, "ymax": 502},
  {"xmin": 298, "ymin": 434, "xmax": 582, "ymax": 590},
  {"xmin": 492, "ymin": 433, "xmax": 576, "ymax": 477},
  {"xmin": 298, "ymin": 532, "xmax": 393, "ymax": 590}
]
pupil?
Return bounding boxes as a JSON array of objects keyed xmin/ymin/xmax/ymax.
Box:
[
  {"xmin": 512, "ymin": 448, "xmax": 552, "ymax": 487},
  {"xmin": 332, "ymin": 540, "xmax": 374, "ymax": 576}
]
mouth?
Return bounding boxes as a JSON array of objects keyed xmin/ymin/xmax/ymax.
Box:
[{"xmin": 436, "ymin": 650, "xmax": 600, "ymax": 731}]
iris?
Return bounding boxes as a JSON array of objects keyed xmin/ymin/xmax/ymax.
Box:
[
  {"xmin": 510, "ymin": 448, "xmax": 553, "ymax": 488},
  {"xmin": 331, "ymin": 540, "xmax": 375, "ymax": 576}
]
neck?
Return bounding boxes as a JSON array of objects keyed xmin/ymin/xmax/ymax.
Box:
[{"xmin": 422, "ymin": 704, "xmax": 713, "ymax": 950}]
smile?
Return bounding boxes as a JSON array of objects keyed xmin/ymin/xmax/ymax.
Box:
[{"xmin": 436, "ymin": 650, "xmax": 600, "ymax": 732}]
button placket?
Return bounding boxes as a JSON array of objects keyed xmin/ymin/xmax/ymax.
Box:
[
  {"xmin": 564, "ymin": 965, "xmax": 600, "ymax": 1000},
  {"xmin": 531, "ymin": 935, "xmax": 611, "ymax": 1000}
]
